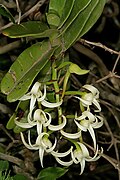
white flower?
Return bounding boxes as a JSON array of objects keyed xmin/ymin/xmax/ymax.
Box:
[
  {"xmin": 71, "ymin": 142, "xmax": 101, "ymax": 174},
  {"xmin": 75, "ymin": 84, "xmax": 101, "ymax": 112},
  {"xmin": 19, "ymin": 82, "xmax": 46, "ymax": 112},
  {"xmin": 19, "ymin": 81, "xmax": 63, "ymax": 112},
  {"xmin": 75, "ymin": 111, "xmax": 103, "ymax": 148},
  {"xmin": 20, "ymin": 131, "xmax": 57, "ymax": 167},
  {"xmin": 51, "ymin": 146, "xmax": 73, "ymax": 166},
  {"xmin": 48, "ymin": 115, "xmax": 67, "ymax": 131},
  {"xmin": 15, "ymin": 109, "xmax": 51, "ymax": 134}
]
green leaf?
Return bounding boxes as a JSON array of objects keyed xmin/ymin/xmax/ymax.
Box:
[
  {"xmin": 37, "ymin": 167, "xmax": 68, "ymax": 180},
  {"xmin": 13, "ymin": 174, "xmax": 27, "ymax": 180},
  {"xmin": 47, "ymin": 0, "xmax": 66, "ymax": 27},
  {"xmin": 69, "ymin": 63, "xmax": 89, "ymax": 75},
  {"xmin": 1, "ymin": 40, "xmax": 55, "ymax": 102},
  {"xmin": 0, "ymin": 4, "xmax": 15, "ymax": 23},
  {"xmin": 13, "ymin": 174, "xmax": 28, "ymax": 180},
  {"xmin": 48, "ymin": 0, "xmax": 66, "ymax": 18},
  {"xmin": 59, "ymin": 0, "xmax": 106, "ymax": 50},
  {"xmin": 58, "ymin": 0, "xmax": 75, "ymax": 28},
  {"xmin": 59, "ymin": 0, "xmax": 91, "ymax": 32},
  {"xmin": 2, "ymin": 21, "xmax": 49, "ymax": 38},
  {"xmin": 0, "ymin": 160, "xmax": 9, "ymax": 171},
  {"xmin": 38, "ymin": 60, "xmax": 52, "ymax": 82}
]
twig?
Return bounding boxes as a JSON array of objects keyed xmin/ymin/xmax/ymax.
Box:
[
  {"xmin": 112, "ymin": 54, "xmax": 120, "ymax": 73},
  {"xmin": 15, "ymin": 0, "xmax": 21, "ymax": 24},
  {"xmin": 73, "ymin": 42, "xmax": 120, "ymax": 90},
  {"xmin": 0, "ymin": 152, "xmax": 23, "ymax": 167},
  {"xmin": 0, "ymin": 40, "xmax": 22, "ymax": 54},
  {"xmin": 101, "ymin": 108, "xmax": 120, "ymax": 179},
  {"xmin": 95, "ymin": 54, "xmax": 120, "ymax": 86},
  {"xmin": 0, "ymin": 124, "xmax": 15, "ymax": 141},
  {"xmin": 80, "ymin": 38, "xmax": 120, "ymax": 55}
]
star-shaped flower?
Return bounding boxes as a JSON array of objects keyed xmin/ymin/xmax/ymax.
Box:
[
  {"xmin": 75, "ymin": 84, "xmax": 101, "ymax": 112},
  {"xmin": 19, "ymin": 82, "xmax": 63, "ymax": 112},
  {"xmin": 20, "ymin": 131, "xmax": 57, "ymax": 167},
  {"xmin": 74, "ymin": 111, "xmax": 103, "ymax": 148},
  {"xmin": 19, "ymin": 82, "xmax": 46, "ymax": 112},
  {"xmin": 71, "ymin": 142, "xmax": 102, "ymax": 174},
  {"xmin": 15, "ymin": 109, "xmax": 51, "ymax": 134}
]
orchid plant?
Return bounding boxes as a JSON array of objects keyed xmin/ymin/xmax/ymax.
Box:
[{"xmin": 0, "ymin": 0, "xmax": 106, "ymax": 177}]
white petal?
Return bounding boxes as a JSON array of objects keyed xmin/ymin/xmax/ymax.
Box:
[
  {"xmin": 74, "ymin": 120, "xmax": 87, "ymax": 131},
  {"xmin": 30, "ymin": 94, "xmax": 36, "ymax": 112},
  {"xmin": 15, "ymin": 119, "xmax": 34, "ymax": 129},
  {"xmin": 46, "ymin": 138, "xmax": 57, "ymax": 153},
  {"xmin": 33, "ymin": 109, "xmax": 42, "ymax": 121},
  {"xmin": 33, "ymin": 109, "xmax": 51, "ymax": 125},
  {"xmin": 19, "ymin": 93, "xmax": 31, "ymax": 101},
  {"xmin": 41, "ymin": 99, "xmax": 63, "ymax": 108},
  {"xmin": 43, "ymin": 112, "xmax": 51, "ymax": 127},
  {"xmin": 75, "ymin": 96, "xmax": 92, "ymax": 107},
  {"xmin": 75, "ymin": 113, "xmax": 86, "ymax": 121},
  {"xmin": 77, "ymin": 142, "xmax": 89, "ymax": 157},
  {"xmin": 90, "ymin": 117, "xmax": 99, "ymax": 127},
  {"xmin": 75, "ymin": 111, "xmax": 95, "ymax": 122},
  {"xmin": 39, "ymin": 147, "xmax": 44, "ymax": 167},
  {"xmin": 88, "ymin": 126, "xmax": 96, "ymax": 149},
  {"xmin": 31, "ymin": 82, "xmax": 41, "ymax": 95},
  {"xmin": 85, "ymin": 145, "xmax": 99, "ymax": 162},
  {"xmin": 80, "ymin": 159, "xmax": 85, "ymax": 175},
  {"xmin": 36, "ymin": 132, "xmax": 49, "ymax": 145},
  {"xmin": 28, "ymin": 131, "xmax": 39, "ymax": 150},
  {"xmin": 51, "ymin": 147, "xmax": 73, "ymax": 157},
  {"xmin": 93, "ymin": 99, "xmax": 101, "ymax": 112},
  {"xmin": 20, "ymin": 132, "xmax": 38, "ymax": 150},
  {"xmin": 93, "ymin": 116, "xmax": 103, "ymax": 128},
  {"xmin": 37, "ymin": 84, "xmax": 46, "ymax": 102},
  {"xmin": 85, "ymin": 146, "xmax": 104, "ymax": 162},
  {"xmin": 71, "ymin": 150, "xmax": 80, "ymax": 164},
  {"xmin": 82, "ymin": 93, "xmax": 93, "ymax": 104},
  {"xmin": 48, "ymin": 115, "xmax": 66, "ymax": 131},
  {"xmin": 27, "ymin": 112, "xmax": 37, "ymax": 126},
  {"xmin": 60, "ymin": 130, "xmax": 81, "ymax": 139},
  {"xmin": 55, "ymin": 157, "xmax": 73, "ymax": 166},
  {"xmin": 83, "ymin": 85, "xmax": 99, "ymax": 98},
  {"xmin": 83, "ymin": 111, "xmax": 95, "ymax": 121},
  {"xmin": 36, "ymin": 122, "xmax": 42, "ymax": 135}
]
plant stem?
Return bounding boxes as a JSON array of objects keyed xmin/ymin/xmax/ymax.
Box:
[{"xmin": 52, "ymin": 63, "xmax": 62, "ymax": 123}]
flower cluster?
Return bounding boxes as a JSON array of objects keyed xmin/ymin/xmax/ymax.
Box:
[{"xmin": 15, "ymin": 82, "xmax": 103, "ymax": 174}]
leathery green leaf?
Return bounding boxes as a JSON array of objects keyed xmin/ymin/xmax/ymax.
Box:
[
  {"xmin": 2, "ymin": 21, "xmax": 49, "ymax": 38},
  {"xmin": 59, "ymin": 0, "xmax": 106, "ymax": 50},
  {"xmin": 48, "ymin": 0, "xmax": 66, "ymax": 18},
  {"xmin": 59, "ymin": 0, "xmax": 91, "ymax": 32},
  {"xmin": 37, "ymin": 167, "xmax": 68, "ymax": 180},
  {"xmin": 1, "ymin": 40, "xmax": 55, "ymax": 102},
  {"xmin": 58, "ymin": 0, "xmax": 75, "ymax": 28},
  {"xmin": 47, "ymin": 0, "xmax": 66, "ymax": 27}
]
